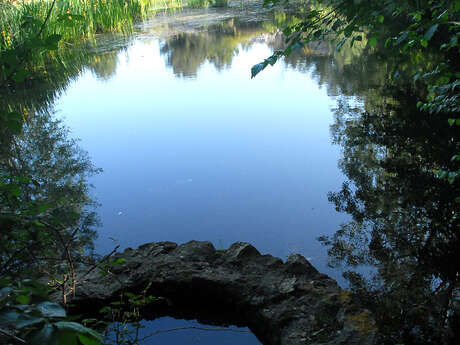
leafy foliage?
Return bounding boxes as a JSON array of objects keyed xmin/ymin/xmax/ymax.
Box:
[
  {"xmin": 0, "ymin": 279, "xmax": 101, "ymax": 345},
  {"xmin": 0, "ymin": 110, "xmax": 101, "ymax": 281}
]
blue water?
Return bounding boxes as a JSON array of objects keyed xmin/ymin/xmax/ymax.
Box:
[{"xmin": 55, "ymin": 10, "xmax": 348, "ymax": 345}]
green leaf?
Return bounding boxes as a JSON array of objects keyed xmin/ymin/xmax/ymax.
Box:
[
  {"xmin": 437, "ymin": 10, "xmax": 449, "ymax": 22},
  {"xmin": 369, "ymin": 36, "xmax": 377, "ymax": 47},
  {"xmin": 420, "ymin": 39, "xmax": 428, "ymax": 48},
  {"xmin": 78, "ymin": 333, "xmax": 101, "ymax": 345},
  {"xmin": 16, "ymin": 294, "xmax": 31, "ymax": 305},
  {"xmin": 98, "ymin": 306, "xmax": 111, "ymax": 314},
  {"xmin": 283, "ymin": 26, "xmax": 292, "ymax": 36},
  {"xmin": 58, "ymin": 330, "xmax": 78, "ymax": 345},
  {"xmin": 438, "ymin": 171, "xmax": 448, "ymax": 179},
  {"xmin": 36, "ymin": 203, "xmax": 51, "ymax": 213},
  {"xmin": 377, "ymin": 15, "xmax": 384, "ymax": 23},
  {"xmin": 414, "ymin": 13, "xmax": 421, "ymax": 21},
  {"xmin": 448, "ymin": 118, "xmax": 455, "ymax": 126},
  {"xmin": 6, "ymin": 111, "xmax": 22, "ymax": 121},
  {"xmin": 37, "ymin": 301, "xmax": 66, "ymax": 318},
  {"xmin": 251, "ymin": 62, "xmax": 266, "ymax": 79},
  {"xmin": 2, "ymin": 50, "xmax": 19, "ymax": 67},
  {"xmin": 54, "ymin": 321, "xmax": 102, "ymax": 342},
  {"xmin": 395, "ymin": 31, "xmax": 408, "ymax": 45},
  {"xmin": 33, "ymin": 220, "xmax": 45, "ymax": 227},
  {"xmin": 384, "ymin": 37, "xmax": 392, "ymax": 47},
  {"xmin": 12, "ymin": 68, "xmax": 27, "ymax": 83},
  {"xmin": 44, "ymin": 34, "xmax": 62, "ymax": 50},
  {"xmin": 424, "ymin": 24, "xmax": 439, "ymax": 41},
  {"xmin": 15, "ymin": 315, "xmax": 44, "ymax": 329},
  {"xmin": 448, "ymin": 172, "xmax": 458, "ymax": 184},
  {"xmin": 6, "ymin": 119, "xmax": 22, "ymax": 134},
  {"xmin": 109, "ymin": 257, "xmax": 126, "ymax": 266},
  {"xmin": 22, "ymin": 280, "xmax": 49, "ymax": 299},
  {"xmin": 8, "ymin": 184, "xmax": 21, "ymax": 197}
]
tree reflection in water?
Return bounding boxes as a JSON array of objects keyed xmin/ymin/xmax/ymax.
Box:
[{"xmin": 321, "ymin": 64, "xmax": 459, "ymax": 343}]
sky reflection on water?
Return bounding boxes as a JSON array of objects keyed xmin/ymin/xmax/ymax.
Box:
[
  {"xmin": 57, "ymin": 38, "xmax": 347, "ymax": 269},
  {"xmin": 55, "ymin": 13, "xmax": 349, "ymax": 344}
]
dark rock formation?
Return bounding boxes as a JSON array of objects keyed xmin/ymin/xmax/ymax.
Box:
[{"xmin": 70, "ymin": 241, "xmax": 376, "ymax": 345}]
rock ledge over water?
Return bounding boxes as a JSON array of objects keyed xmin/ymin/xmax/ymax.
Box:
[{"xmin": 71, "ymin": 241, "xmax": 376, "ymax": 345}]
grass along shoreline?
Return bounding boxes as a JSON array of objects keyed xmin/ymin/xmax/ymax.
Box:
[
  {"xmin": 0, "ymin": 0, "xmax": 181, "ymax": 51},
  {"xmin": 0, "ymin": 0, "xmax": 232, "ymax": 51}
]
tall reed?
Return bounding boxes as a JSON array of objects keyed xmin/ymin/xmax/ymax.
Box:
[{"xmin": 0, "ymin": 0, "xmax": 185, "ymax": 51}]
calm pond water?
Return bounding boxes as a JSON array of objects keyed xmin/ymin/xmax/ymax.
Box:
[
  {"xmin": 53, "ymin": 4, "xmax": 357, "ymax": 344},
  {"xmin": 56, "ymin": 7, "xmax": 349, "ymax": 269}
]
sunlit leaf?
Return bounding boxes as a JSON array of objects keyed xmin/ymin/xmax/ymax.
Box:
[{"xmin": 369, "ymin": 36, "xmax": 377, "ymax": 47}]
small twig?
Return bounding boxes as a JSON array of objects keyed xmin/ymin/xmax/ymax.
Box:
[
  {"xmin": 83, "ymin": 245, "xmax": 120, "ymax": 277},
  {"xmin": 39, "ymin": 219, "xmax": 76, "ymax": 301},
  {"xmin": 62, "ymin": 273, "xmax": 68, "ymax": 304}
]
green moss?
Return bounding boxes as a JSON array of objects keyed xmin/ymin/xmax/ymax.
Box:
[{"xmin": 346, "ymin": 311, "xmax": 377, "ymax": 335}]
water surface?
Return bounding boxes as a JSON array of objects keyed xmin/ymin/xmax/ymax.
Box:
[
  {"xmin": 56, "ymin": 8, "xmax": 348, "ymax": 269},
  {"xmin": 54, "ymin": 6, "xmax": 353, "ymax": 344}
]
